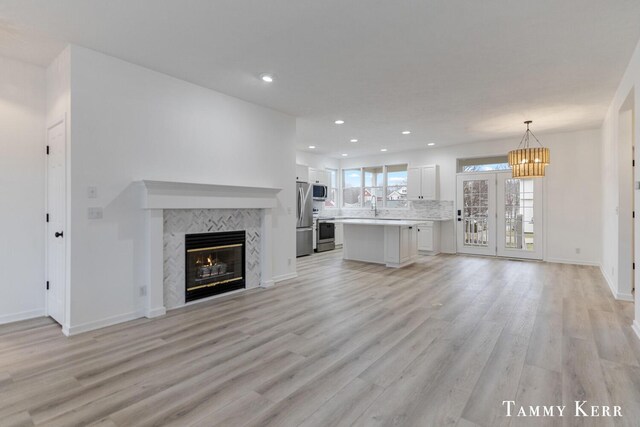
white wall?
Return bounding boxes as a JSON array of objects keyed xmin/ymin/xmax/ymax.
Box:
[
  {"xmin": 0, "ymin": 56, "xmax": 46, "ymax": 323},
  {"xmin": 296, "ymin": 150, "xmax": 340, "ymax": 171},
  {"xmin": 66, "ymin": 46, "xmax": 296, "ymax": 331},
  {"xmin": 340, "ymin": 128, "xmax": 602, "ymax": 265},
  {"xmin": 600, "ymin": 38, "xmax": 640, "ymax": 333}
]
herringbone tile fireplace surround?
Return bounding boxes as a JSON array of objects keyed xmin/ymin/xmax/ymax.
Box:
[{"xmin": 163, "ymin": 209, "xmax": 261, "ymax": 309}]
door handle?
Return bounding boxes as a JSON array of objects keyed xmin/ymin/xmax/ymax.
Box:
[{"xmin": 55, "ymin": 231, "xmax": 64, "ymax": 238}]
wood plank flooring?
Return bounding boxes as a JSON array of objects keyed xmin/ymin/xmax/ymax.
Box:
[{"xmin": 0, "ymin": 251, "xmax": 638, "ymax": 426}]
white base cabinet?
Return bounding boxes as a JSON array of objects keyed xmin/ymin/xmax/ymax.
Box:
[
  {"xmin": 342, "ymin": 222, "xmax": 418, "ymax": 268},
  {"xmin": 312, "ymin": 220, "xmax": 317, "ymax": 250},
  {"xmin": 417, "ymin": 221, "xmax": 440, "ymax": 254},
  {"xmin": 385, "ymin": 225, "xmax": 418, "ymax": 267},
  {"xmin": 334, "ymin": 222, "xmax": 343, "ymax": 246}
]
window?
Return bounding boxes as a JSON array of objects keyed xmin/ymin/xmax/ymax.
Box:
[
  {"xmin": 363, "ymin": 166, "xmax": 383, "ymax": 208},
  {"xmin": 462, "ymin": 163, "xmax": 510, "ymax": 172},
  {"xmin": 325, "ymin": 168, "xmax": 338, "ymax": 207},
  {"xmin": 385, "ymin": 164, "xmax": 408, "ymax": 208},
  {"xmin": 341, "ymin": 164, "xmax": 409, "ymax": 208},
  {"xmin": 458, "ymin": 156, "xmax": 510, "ymax": 172},
  {"xmin": 342, "ymin": 169, "xmax": 362, "ymax": 207}
]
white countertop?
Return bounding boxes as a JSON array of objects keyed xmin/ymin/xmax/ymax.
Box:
[
  {"xmin": 331, "ymin": 218, "xmax": 426, "ymax": 226},
  {"xmin": 317, "ymin": 215, "xmax": 452, "ymax": 222}
]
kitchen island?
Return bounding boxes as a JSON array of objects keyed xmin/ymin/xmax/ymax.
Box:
[{"xmin": 332, "ymin": 219, "xmax": 424, "ymax": 268}]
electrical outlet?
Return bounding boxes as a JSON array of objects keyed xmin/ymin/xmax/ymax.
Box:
[
  {"xmin": 575, "ymin": 248, "xmax": 581, "ymax": 254},
  {"xmin": 87, "ymin": 186, "xmax": 98, "ymax": 199},
  {"xmin": 139, "ymin": 286, "xmax": 147, "ymax": 297},
  {"xmin": 87, "ymin": 207, "xmax": 103, "ymax": 220},
  {"xmin": 288, "ymin": 258, "xmax": 292, "ymax": 266}
]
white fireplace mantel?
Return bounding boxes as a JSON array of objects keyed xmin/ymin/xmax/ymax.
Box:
[
  {"xmin": 140, "ymin": 180, "xmax": 281, "ymax": 209},
  {"xmin": 137, "ymin": 180, "xmax": 281, "ymax": 318}
]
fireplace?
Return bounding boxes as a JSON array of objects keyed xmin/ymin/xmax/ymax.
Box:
[{"xmin": 185, "ymin": 230, "xmax": 246, "ymax": 302}]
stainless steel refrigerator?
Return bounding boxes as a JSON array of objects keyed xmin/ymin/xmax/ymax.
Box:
[{"xmin": 296, "ymin": 182, "xmax": 313, "ymax": 257}]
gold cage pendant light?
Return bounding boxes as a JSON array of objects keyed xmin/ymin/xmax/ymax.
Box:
[{"xmin": 507, "ymin": 120, "xmax": 550, "ymax": 178}]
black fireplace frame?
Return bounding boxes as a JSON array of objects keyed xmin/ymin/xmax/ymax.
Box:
[{"xmin": 185, "ymin": 230, "xmax": 246, "ymax": 302}]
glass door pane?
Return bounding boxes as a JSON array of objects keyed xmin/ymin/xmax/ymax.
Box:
[
  {"xmin": 463, "ymin": 179, "xmax": 489, "ymax": 246},
  {"xmin": 456, "ymin": 173, "xmax": 496, "ymax": 256},
  {"xmin": 497, "ymin": 171, "xmax": 543, "ymax": 259}
]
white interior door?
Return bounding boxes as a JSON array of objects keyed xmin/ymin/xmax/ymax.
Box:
[
  {"xmin": 456, "ymin": 173, "xmax": 496, "ymax": 256},
  {"xmin": 47, "ymin": 119, "xmax": 66, "ymax": 325},
  {"xmin": 496, "ymin": 171, "xmax": 543, "ymax": 260}
]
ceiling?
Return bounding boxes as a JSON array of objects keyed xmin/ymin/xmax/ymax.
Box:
[{"xmin": 1, "ymin": 0, "xmax": 639, "ymax": 158}]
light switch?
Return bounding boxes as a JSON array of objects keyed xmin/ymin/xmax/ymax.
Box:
[
  {"xmin": 88, "ymin": 186, "xmax": 98, "ymax": 199},
  {"xmin": 88, "ymin": 207, "xmax": 103, "ymax": 220}
]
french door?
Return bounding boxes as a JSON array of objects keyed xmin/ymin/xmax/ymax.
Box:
[
  {"xmin": 457, "ymin": 171, "xmax": 543, "ymax": 260},
  {"xmin": 456, "ymin": 173, "xmax": 496, "ymax": 256}
]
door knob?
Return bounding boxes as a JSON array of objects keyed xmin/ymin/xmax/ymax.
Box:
[{"xmin": 55, "ymin": 231, "xmax": 64, "ymax": 238}]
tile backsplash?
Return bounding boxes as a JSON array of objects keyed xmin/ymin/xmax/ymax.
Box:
[{"xmin": 322, "ymin": 199, "xmax": 454, "ymax": 220}]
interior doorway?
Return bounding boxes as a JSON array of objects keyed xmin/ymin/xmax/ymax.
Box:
[{"xmin": 456, "ymin": 171, "xmax": 543, "ymax": 260}]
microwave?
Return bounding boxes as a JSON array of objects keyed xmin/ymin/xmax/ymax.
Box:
[{"xmin": 312, "ymin": 184, "xmax": 328, "ymax": 200}]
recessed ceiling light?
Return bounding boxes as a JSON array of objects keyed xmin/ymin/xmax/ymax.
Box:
[
  {"xmin": 427, "ymin": 143, "xmax": 436, "ymax": 146},
  {"xmin": 259, "ymin": 73, "xmax": 274, "ymax": 83},
  {"xmin": 350, "ymin": 139, "xmax": 358, "ymax": 143},
  {"xmin": 341, "ymin": 153, "xmax": 348, "ymax": 156},
  {"xmin": 308, "ymin": 145, "xmax": 316, "ymax": 149},
  {"xmin": 334, "ymin": 120, "xmax": 345, "ymax": 125},
  {"xmin": 402, "ymin": 130, "xmax": 411, "ymax": 135},
  {"xmin": 380, "ymin": 148, "xmax": 388, "ymax": 152}
]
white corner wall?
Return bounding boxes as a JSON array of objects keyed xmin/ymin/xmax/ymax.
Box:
[
  {"xmin": 66, "ymin": 45, "xmax": 296, "ymax": 333},
  {"xmin": 340, "ymin": 128, "xmax": 602, "ymax": 265},
  {"xmin": 600, "ymin": 37, "xmax": 640, "ymax": 335},
  {"xmin": 296, "ymin": 150, "xmax": 341, "ymax": 171},
  {"xmin": 0, "ymin": 55, "xmax": 46, "ymax": 323}
]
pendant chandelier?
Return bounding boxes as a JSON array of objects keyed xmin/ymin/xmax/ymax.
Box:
[{"xmin": 507, "ymin": 120, "xmax": 550, "ymax": 178}]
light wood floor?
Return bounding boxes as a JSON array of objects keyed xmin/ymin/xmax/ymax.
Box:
[{"xmin": 1, "ymin": 251, "xmax": 639, "ymax": 427}]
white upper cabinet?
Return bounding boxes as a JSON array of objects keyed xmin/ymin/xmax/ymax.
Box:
[
  {"xmin": 308, "ymin": 168, "xmax": 330, "ymax": 185},
  {"xmin": 407, "ymin": 165, "xmax": 439, "ymax": 200},
  {"xmin": 296, "ymin": 164, "xmax": 309, "ymax": 182},
  {"xmin": 407, "ymin": 167, "xmax": 422, "ymax": 200}
]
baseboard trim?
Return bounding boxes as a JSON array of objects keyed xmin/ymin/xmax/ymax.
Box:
[
  {"xmin": 145, "ymin": 306, "xmax": 166, "ymax": 318},
  {"xmin": 600, "ymin": 264, "xmax": 618, "ymax": 299},
  {"xmin": 260, "ymin": 280, "xmax": 275, "ymax": 288},
  {"xmin": 273, "ymin": 272, "xmax": 298, "ymax": 283},
  {"xmin": 545, "ymin": 257, "xmax": 600, "ymax": 266},
  {"xmin": 598, "ymin": 265, "xmax": 635, "ymax": 301},
  {"xmin": 65, "ymin": 311, "xmax": 140, "ymax": 336},
  {"xmin": 632, "ymin": 321, "xmax": 640, "ymax": 342},
  {"xmin": 0, "ymin": 308, "xmax": 46, "ymax": 325},
  {"xmin": 616, "ymin": 292, "xmax": 635, "ymax": 302}
]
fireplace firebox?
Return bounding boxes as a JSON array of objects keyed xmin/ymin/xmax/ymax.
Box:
[{"xmin": 185, "ymin": 231, "xmax": 246, "ymax": 302}]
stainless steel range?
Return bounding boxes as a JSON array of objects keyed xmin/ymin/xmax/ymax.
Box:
[{"xmin": 316, "ymin": 220, "xmax": 335, "ymax": 252}]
